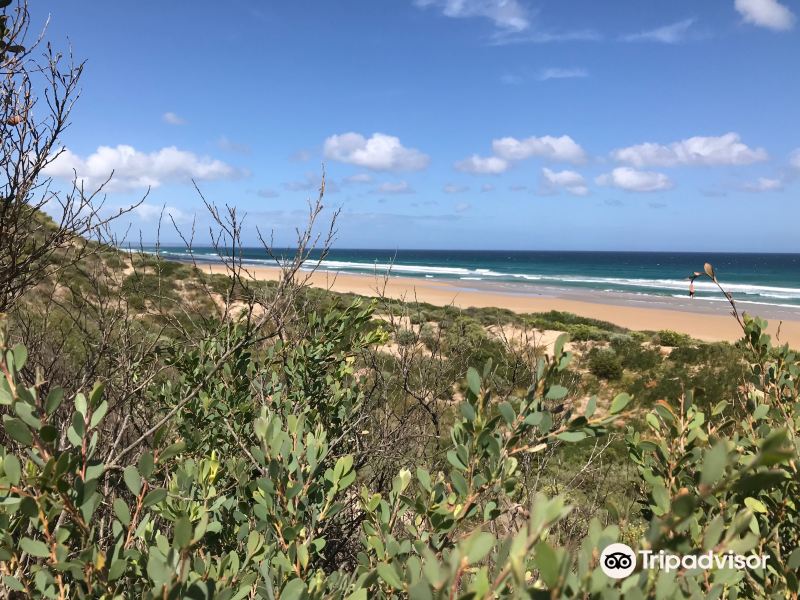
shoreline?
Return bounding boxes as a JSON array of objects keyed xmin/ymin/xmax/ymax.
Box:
[{"xmin": 198, "ymin": 263, "xmax": 800, "ymax": 347}]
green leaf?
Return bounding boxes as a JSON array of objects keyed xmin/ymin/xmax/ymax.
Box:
[
  {"xmin": 2, "ymin": 575, "xmax": 25, "ymax": 591},
  {"xmin": 711, "ymin": 400, "xmax": 728, "ymax": 417},
  {"xmin": 703, "ymin": 515, "xmax": 725, "ymax": 550},
  {"xmin": 39, "ymin": 425, "xmax": 57, "ymax": 443},
  {"xmin": 451, "ymin": 471, "xmax": 468, "ymax": 496},
  {"xmin": 744, "ymin": 497, "xmax": 768, "ymax": 514},
  {"xmin": 700, "ymin": 443, "xmax": 727, "ymax": 486},
  {"xmin": 74, "ymin": 393, "xmax": 87, "ymax": 417},
  {"xmin": 585, "ymin": 396, "xmax": 597, "ymax": 419},
  {"xmin": 554, "ymin": 334, "xmax": 568, "ymax": 357},
  {"xmin": 3, "ymin": 417, "xmax": 32, "ymax": 445},
  {"xmin": 89, "ymin": 400, "xmax": 108, "ymax": 429},
  {"xmin": 14, "ymin": 401, "xmax": 40, "ymax": 430},
  {"xmin": 546, "ymin": 385, "xmax": 568, "ymax": 401},
  {"xmin": 787, "ymin": 548, "xmax": 800, "ymax": 571},
  {"xmin": 20, "ymin": 537, "xmax": 50, "ymax": 558},
  {"xmin": 498, "ymin": 402, "xmax": 515, "ymax": 424},
  {"xmin": 377, "ymin": 563, "xmax": 403, "ymax": 590},
  {"xmin": 672, "ymin": 494, "xmax": 695, "ymax": 518},
  {"xmin": 280, "ymin": 578, "xmax": 306, "ymax": 600},
  {"xmin": 138, "ymin": 452, "xmax": 154, "ymax": 479},
  {"xmin": 108, "ymin": 558, "xmax": 126, "ymax": 581},
  {"xmin": 734, "ymin": 471, "xmax": 786, "ymax": 494},
  {"xmin": 534, "ymin": 541, "xmax": 560, "ymax": 588},
  {"xmin": 45, "ymin": 388, "xmax": 64, "ymax": 415},
  {"xmin": 3, "ymin": 455, "xmax": 21, "ymax": 485},
  {"xmin": 174, "ymin": 516, "xmax": 192, "ymax": 548},
  {"xmin": 416, "ymin": 467, "xmax": 431, "ymax": 492},
  {"xmin": 12, "ymin": 345, "xmax": 27, "ymax": 371},
  {"xmin": 447, "ymin": 450, "xmax": 467, "ymax": 471},
  {"xmin": 85, "ymin": 463, "xmax": 105, "ymax": 482},
  {"xmin": 113, "ymin": 498, "xmax": 131, "ymax": 527},
  {"xmin": 123, "ymin": 466, "xmax": 141, "ymax": 496},
  {"xmin": 465, "ymin": 531, "xmax": 494, "ymax": 564},
  {"xmin": 752, "ymin": 404, "xmax": 769, "ymax": 420},
  {"xmin": 89, "ymin": 381, "xmax": 105, "ymax": 407},
  {"xmin": 556, "ymin": 431, "xmax": 586, "ymax": 443},
  {"xmin": 158, "ymin": 441, "xmax": 186, "ymax": 463},
  {"xmin": 610, "ymin": 393, "xmax": 632, "ymax": 414},
  {"xmin": 466, "ymin": 367, "xmax": 481, "ymax": 396},
  {"xmin": 143, "ymin": 488, "xmax": 167, "ymax": 507}
]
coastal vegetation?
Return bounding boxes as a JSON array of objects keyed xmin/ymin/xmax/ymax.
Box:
[{"xmin": 2, "ymin": 3, "xmax": 800, "ymax": 598}]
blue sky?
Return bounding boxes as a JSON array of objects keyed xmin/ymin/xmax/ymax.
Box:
[{"xmin": 33, "ymin": 0, "xmax": 800, "ymax": 251}]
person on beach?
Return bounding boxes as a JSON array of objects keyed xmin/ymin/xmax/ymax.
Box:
[{"xmin": 688, "ymin": 271, "xmax": 701, "ymax": 299}]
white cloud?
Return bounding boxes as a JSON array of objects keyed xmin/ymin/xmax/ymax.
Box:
[
  {"xmin": 256, "ymin": 188, "xmax": 279, "ymax": 198},
  {"xmin": 44, "ymin": 145, "xmax": 241, "ymax": 192},
  {"xmin": 162, "ymin": 112, "xmax": 187, "ymax": 126},
  {"xmin": 454, "ymin": 201, "xmax": 472, "ymax": 213},
  {"xmin": 540, "ymin": 167, "xmax": 589, "ymax": 196},
  {"xmin": 490, "ymin": 28, "xmax": 602, "ymax": 45},
  {"xmin": 538, "ymin": 67, "xmax": 588, "ymax": 81},
  {"xmin": 621, "ymin": 18, "xmax": 696, "ymax": 43},
  {"xmin": 217, "ymin": 136, "xmax": 251, "ymax": 154},
  {"xmin": 375, "ymin": 181, "xmax": 415, "ymax": 195},
  {"xmin": 134, "ymin": 203, "xmax": 190, "ymax": 223},
  {"xmin": 344, "ymin": 173, "xmax": 373, "ymax": 184},
  {"xmin": 323, "ymin": 132, "xmax": 429, "ymax": 171},
  {"xmin": 455, "ymin": 154, "xmax": 509, "ymax": 175},
  {"xmin": 790, "ymin": 149, "xmax": 800, "ymax": 169},
  {"xmin": 443, "ymin": 183, "xmax": 469, "ymax": 194},
  {"xmin": 735, "ymin": 0, "xmax": 795, "ymax": 30},
  {"xmin": 480, "ymin": 184, "xmax": 495, "ymax": 192},
  {"xmin": 744, "ymin": 177, "xmax": 783, "ymax": 192},
  {"xmin": 414, "ymin": 0, "xmax": 530, "ymax": 31},
  {"xmin": 596, "ymin": 167, "xmax": 673, "ymax": 192},
  {"xmin": 612, "ymin": 133, "xmax": 768, "ymax": 167},
  {"xmin": 492, "ymin": 135, "xmax": 587, "ymax": 164}
]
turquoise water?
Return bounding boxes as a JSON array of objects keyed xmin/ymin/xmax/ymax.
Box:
[{"xmin": 147, "ymin": 247, "xmax": 800, "ymax": 309}]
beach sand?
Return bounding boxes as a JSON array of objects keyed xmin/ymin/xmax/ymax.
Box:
[{"xmin": 200, "ymin": 263, "xmax": 800, "ymax": 348}]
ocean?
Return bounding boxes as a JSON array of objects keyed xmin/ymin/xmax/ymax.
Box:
[{"xmin": 146, "ymin": 247, "xmax": 800, "ymax": 312}]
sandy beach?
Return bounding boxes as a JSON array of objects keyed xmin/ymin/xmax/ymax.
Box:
[{"xmin": 197, "ymin": 263, "xmax": 800, "ymax": 348}]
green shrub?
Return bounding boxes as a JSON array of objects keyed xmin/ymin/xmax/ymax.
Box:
[
  {"xmin": 610, "ymin": 337, "xmax": 661, "ymax": 371},
  {"xmin": 0, "ymin": 313, "xmax": 633, "ymax": 598},
  {"xmin": 654, "ymin": 329, "xmax": 693, "ymax": 347},
  {"xmin": 419, "ymin": 323, "xmax": 438, "ymax": 351},
  {"xmin": 587, "ymin": 348, "xmax": 624, "ymax": 380},
  {"xmin": 3, "ymin": 261, "xmax": 799, "ymax": 597},
  {"xmin": 567, "ymin": 323, "xmax": 610, "ymax": 341},
  {"xmin": 395, "ymin": 327, "xmax": 416, "ymax": 346}
]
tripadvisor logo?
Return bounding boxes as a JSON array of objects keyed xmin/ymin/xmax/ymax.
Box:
[
  {"xmin": 600, "ymin": 543, "xmax": 636, "ymax": 579},
  {"xmin": 600, "ymin": 543, "xmax": 769, "ymax": 580}
]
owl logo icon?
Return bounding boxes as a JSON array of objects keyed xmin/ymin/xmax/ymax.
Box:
[{"xmin": 600, "ymin": 543, "xmax": 637, "ymax": 579}]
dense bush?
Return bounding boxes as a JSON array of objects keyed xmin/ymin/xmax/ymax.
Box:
[
  {"xmin": 3, "ymin": 303, "xmax": 798, "ymax": 598},
  {"xmin": 587, "ymin": 348, "xmax": 624, "ymax": 380},
  {"xmin": 610, "ymin": 337, "xmax": 661, "ymax": 371},
  {"xmin": 0, "ymin": 310, "xmax": 632, "ymax": 597},
  {"xmin": 653, "ymin": 329, "xmax": 693, "ymax": 347},
  {"xmin": 394, "ymin": 328, "xmax": 417, "ymax": 347}
]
